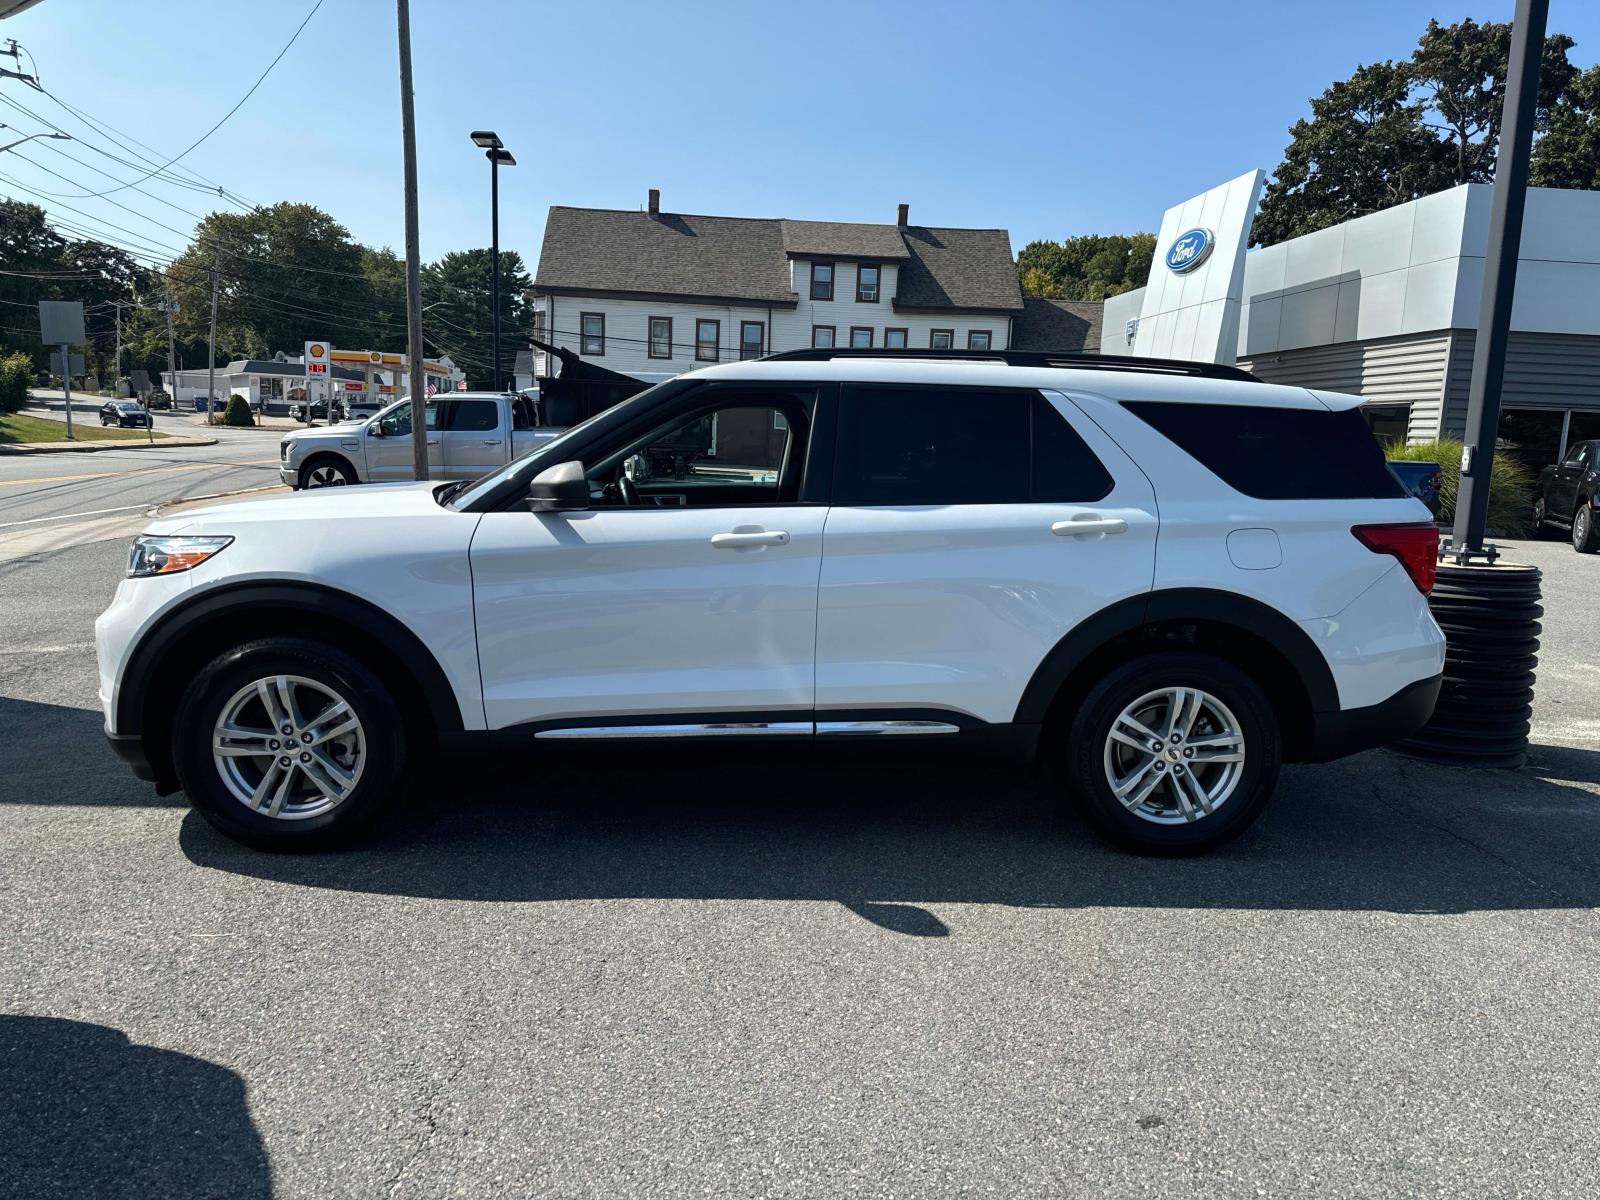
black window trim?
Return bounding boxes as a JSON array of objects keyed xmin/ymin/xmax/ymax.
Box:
[
  {"xmin": 812, "ymin": 324, "xmax": 836, "ymax": 349},
  {"xmin": 810, "ymin": 261, "xmax": 835, "ymax": 301},
  {"xmin": 883, "ymin": 326, "xmax": 909, "ymax": 349},
  {"xmin": 930, "ymin": 328, "xmax": 955, "ymax": 350},
  {"xmin": 695, "ymin": 317, "xmax": 721, "ymax": 363},
  {"xmin": 647, "ymin": 315, "xmax": 673, "ymax": 360},
  {"xmin": 967, "ymin": 329, "xmax": 993, "ymax": 351},
  {"xmin": 580, "ymin": 310, "xmax": 605, "ymax": 356},
  {"xmin": 848, "ymin": 325, "xmax": 873, "ymax": 349},
  {"xmin": 856, "ymin": 263, "xmax": 881, "ymax": 303},
  {"xmin": 739, "ymin": 320, "xmax": 765, "ymax": 360}
]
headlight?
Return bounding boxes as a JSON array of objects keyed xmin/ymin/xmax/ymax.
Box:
[{"xmin": 127, "ymin": 535, "xmax": 234, "ymax": 578}]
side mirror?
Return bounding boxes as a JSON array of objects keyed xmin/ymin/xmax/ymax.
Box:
[
  {"xmin": 368, "ymin": 424, "xmax": 385, "ymax": 437},
  {"xmin": 527, "ymin": 460, "xmax": 590, "ymax": 512}
]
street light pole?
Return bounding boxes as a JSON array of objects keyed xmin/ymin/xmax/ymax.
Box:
[
  {"xmin": 470, "ymin": 131, "xmax": 515, "ymax": 392},
  {"xmin": 0, "ymin": 126, "xmax": 70, "ymax": 156}
]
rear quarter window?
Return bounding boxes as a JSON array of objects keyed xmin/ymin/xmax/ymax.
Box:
[{"xmin": 1123, "ymin": 401, "xmax": 1406, "ymax": 500}]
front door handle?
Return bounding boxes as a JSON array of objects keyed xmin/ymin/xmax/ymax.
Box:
[
  {"xmin": 711, "ymin": 530, "xmax": 790, "ymax": 549},
  {"xmin": 426, "ymin": 438, "xmax": 440, "ymax": 446},
  {"xmin": 481, "ymin": 439, "xmax": 503, "ymax": 446},
  {"xmin": 1052, "ymin": 515, "xmax": 1128, "ymax": 537}
]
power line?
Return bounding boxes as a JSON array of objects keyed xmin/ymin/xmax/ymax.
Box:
[{"xmin": 63, "ymin": 0, "xmax": 323, "ymax": 199}]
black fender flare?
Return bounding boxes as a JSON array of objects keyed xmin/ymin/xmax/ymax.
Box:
[
  {"xmin": 115, "ymin": 581, "xmax": 466, "ymax": 736},
  {"xmin": 296, "ymin": 450, "xmax": 358, "ymax": 486},
  {"xmin": 1012, "ymin": 588, "xmax": 1340, "ymax": 724}
]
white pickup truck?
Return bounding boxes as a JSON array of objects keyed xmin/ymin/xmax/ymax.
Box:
[{"xmin": 278, "ymin": 392, "xmax": 559, "ymax": 488}]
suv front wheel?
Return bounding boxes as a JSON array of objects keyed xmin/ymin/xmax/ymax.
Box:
[
  {"xmin": 1062, "ymin": 652, "xmax": 1281, "ymax": 854},
  {"xmin": 172, "ymin": 637, "xmax": 407, "ymax": 850}
]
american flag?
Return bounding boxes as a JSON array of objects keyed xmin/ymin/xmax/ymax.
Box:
[{"xmin": 425, "ymin": 381, "xmax": 437, "ymax": 397}]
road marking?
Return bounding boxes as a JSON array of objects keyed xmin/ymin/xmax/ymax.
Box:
[
  {"xmin": 0, "ymin": 501, "xmax": 155, "ymax": 529},
  {"xmin": 0, "ymin": 457, "xmax": 279, "ymax": 488}
]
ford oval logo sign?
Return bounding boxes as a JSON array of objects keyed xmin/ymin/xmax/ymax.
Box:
[{"xmin": 1165, "ymin": 228, "xmax": 1215, "ymax": 274}]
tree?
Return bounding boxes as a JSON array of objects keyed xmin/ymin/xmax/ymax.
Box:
[
  {"xmin": 1532, "ymin": 64, "xmax": 1600, "ymax": 189},
  {"xmin": 168, "ymin": 203, "xmax": 388, "ymax": 360},
  {"xmin": 1015, "ymin": 233, "xmax": 1156, "ymax": 301},
  {"xmin": 1253, "ymin": 19, "xmax": 1581, "ymax": 246},
  {"xmin": 421, "ymin": 249, "xmax": 531, "ymax": 389}
]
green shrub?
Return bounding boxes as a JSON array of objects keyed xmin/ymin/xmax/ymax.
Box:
[
  {"xmin": 0, "ymin": 351, "xmax": 34, "ymax": 414},
  {"xmin": 1388, "ymin": 437, "xmax": 1533, "ymax": 537},
  {"xmin": 223, "ymin": 392, "xmax": 254, "ymax": 427}
]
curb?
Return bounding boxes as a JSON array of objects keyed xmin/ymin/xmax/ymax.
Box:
[
  {"xmin": 153, "ymin": 482, "xmax": 289, "ymax": 516},
  {"xmin": 0, "ymin": 433, "xmax": 218, "ymax": 455}
]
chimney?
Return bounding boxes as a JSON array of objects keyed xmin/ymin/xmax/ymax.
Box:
[
  {"xmin": 896, "ymin": 202, "xmax": 909, "ymax": 227},
  {"xmin": 648, "ymin": 188, "xmax": 660, "ymax": 217}
]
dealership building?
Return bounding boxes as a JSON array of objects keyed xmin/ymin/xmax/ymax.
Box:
[{"xmin": 1105, "ymin": 181, "xmax": 1600, "ymax": 470}]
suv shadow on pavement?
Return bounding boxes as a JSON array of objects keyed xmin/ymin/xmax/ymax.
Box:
[
  {"xmin": 0, "ymin": 1014, "xmax": 271, "ymax": 1200},
  {"xmin": 169, "ymin": 739, "xmax": 1600, "ymax": 933}
]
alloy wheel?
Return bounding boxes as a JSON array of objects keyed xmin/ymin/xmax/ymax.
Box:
[
  {"xmin": 1102, "ymin": 686, "xmax": 1247, "ymax": 825},
  {"xmin": 305, "ymin": 465, "xmax": 347, "ymax": 487},
  {"xmin": 211, "ymin": 675, "xmax": 366, "ymax": 819}
]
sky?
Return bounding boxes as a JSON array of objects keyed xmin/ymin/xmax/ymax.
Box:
[{"xmin": 3, "ymin": 0, "xmax": 1599, "ymax": 276}]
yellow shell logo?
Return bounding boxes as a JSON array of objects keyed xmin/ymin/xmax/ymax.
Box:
[{"xmin": 309, "ymin": 343, "xmax": 326, "ymax": 357}]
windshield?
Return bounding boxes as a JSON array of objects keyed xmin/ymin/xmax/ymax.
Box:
[{"xmin": 446, "ymin": 377, "xmax": 690, "ymax": 511}]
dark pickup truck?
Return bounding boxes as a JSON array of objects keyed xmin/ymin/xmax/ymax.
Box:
[{"xmin": 1534, "ymin": 439, "xmax": 1600, "ymax": 552}]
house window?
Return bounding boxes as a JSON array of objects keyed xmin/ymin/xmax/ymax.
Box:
[
  {"xmin": 695, "ymin": 318, "xmax": 721, "ymax": 362},
  {"xmin": 849, "ymin": 326, "xmax": 873, "ymax": 349},
  {"xmin": 884, "ymin": 327, "xmax": 908, "ymax": 349},
  {"xmin": 812, "ymin": 325, "xmax": 836, "ymax": 349},
  {"xmin": 532, "ymin": 310, "xmax": 545, "ymax": 341},
  {"xmin": 930, "ymin": 329, "xmax": 954, "ymax": 350},
  {"xmin": 740, "ymin": 320, "xmax": 765, "ymax": 360},
  {"xmin": 810, "ymin": 262, "xmax": 835, "ymax": 301},
  {"xmin": 648, "ymin": 316, "xmax": 672, "ymax": 359},
  {"xmin": 967, "ymin": 329, "xmax": 993, "ymax": 351},
  {"xmin": 581, "ymin": 312, "xmax": 605, "ymax": 356},
  {"xmin": 857, "ymin": 264, "xmax": 880, "ymax": 302}
]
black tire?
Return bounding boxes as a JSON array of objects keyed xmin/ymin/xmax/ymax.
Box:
[
  {"xmin": 298, "ymin": 455, "xmax": 357, "ymax": 489},
  {"xmin": 1574, "ymin": 501, "xmax": 1600, "ymax": 553},
  {"xmin": 1061, "ymin": 652, "xmax": 1281, "ymax": 855},
  {"xmin": 1532, "ymin": 495, "xmax": 1556, "ymax": 539},
  {"xmin": 172, "ymin": 637, "xmax": 407, "ymax": 850}
]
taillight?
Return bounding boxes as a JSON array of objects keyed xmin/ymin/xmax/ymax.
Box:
[{"xmin": 1352, "ymin": 523, "xmax": 1439, "ymax": 595}]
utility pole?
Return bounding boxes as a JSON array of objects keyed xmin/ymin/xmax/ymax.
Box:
[
  {"xmin": 396, "ymin": 0, "xmax": 428, "ymax": 480},
  {"xmin": 162, "ymin": 291, "xmax": 179, "ymax": 409},
  {"xmin": 112, "ymin": 298, "xmax": 125, "ymax": 394},
  {"xmin": 206, "ymin": 245, "xmax": 220, "ymax": 426},
  {"xmin": 59, "ymin": 341, "xmax": 73, "ymax": 440}
]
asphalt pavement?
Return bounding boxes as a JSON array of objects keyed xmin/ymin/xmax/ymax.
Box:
[{"xmin": 3, "ymin": 516, "xmax": 1600, "ymax": 1198}]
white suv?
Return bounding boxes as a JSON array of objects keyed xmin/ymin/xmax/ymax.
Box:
[{"xmin": 95, "ymin": 351, "xmax": 1445, "ymax": 854}]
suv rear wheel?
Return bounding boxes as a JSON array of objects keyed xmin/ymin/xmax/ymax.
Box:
[
  {"xmin": 172, "ymin": 637, "xmax": 406, "ymax": 850},
  {"xmin": 1062, "ymin": 652, "xmax": 1281, "ymax": 854}
]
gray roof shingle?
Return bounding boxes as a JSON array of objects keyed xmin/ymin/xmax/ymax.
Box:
[
  {"xmin": 534, "ymin": 207, "xmax": 1022, "ymax": 313},
  {"xmin": 1010, "ymin": 297, "xmax": 1105, "ymax": 353},
  {"xmin": 534, "ymin": 207, "xmax": 795, "ymax": 305},
  {"xmin": 779, "ymin": 219, "xmax": 909, "ymax": 261}
]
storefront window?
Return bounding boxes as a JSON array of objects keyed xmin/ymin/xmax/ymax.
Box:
[
  {"xmin": 1496, "ymin": 408, "xmax": 1565, "ymax": 475},
  {"xmin": 1363, "ymin": 405, "xmax": 1409, "ymax": 448}
]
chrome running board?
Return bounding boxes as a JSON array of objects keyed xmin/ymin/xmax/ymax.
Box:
[{"xmin": 534, "ymin": 719, "xmax": 960, "ymax": 739}]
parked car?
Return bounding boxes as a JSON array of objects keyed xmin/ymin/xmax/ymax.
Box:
[
  {"xmin": 98, "ymin": 349, "xmax": 1444, "ymax": 854},
  {"xmin": 145, "ymin": 390, "xmax": 173, "ymax": 411},
  {"xmin": 99, "ymin": 400, "xmax": 152, "ymax": 428},
  {"xmin": 1388, "ymin": 460, "xmax": 1441, "ymax": 516},
  {"xmin": 278, "ymin": 393, "xmax": 559, "ymax": 488},
  {"xmin": 345, "ymin": 397, "xmax": 384, "ymax": 422},
  {"xmin": 1534, "ymin": 439, "xmax": 1600, "ymax": 552},
  {"xmin": 286, "ymin": 397, "xmax": 346, "ymax": 423}
]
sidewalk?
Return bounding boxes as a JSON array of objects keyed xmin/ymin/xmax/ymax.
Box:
[{"xmin": 2, "ymin": 406, "xmax": 217, "ymax": 455}]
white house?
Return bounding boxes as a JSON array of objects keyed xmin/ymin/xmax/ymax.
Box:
[{"xmin": 529, "ymin": 192, "xmax": 1045, "ymax": 377}]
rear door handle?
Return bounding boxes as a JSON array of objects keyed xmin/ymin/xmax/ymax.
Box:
[
  {"xmin": 711, "ymin": 530, "xmax": 790, "ymax": 549},
  {"xmin": 1052, "ymin": 515, "xmax": 1128, "ymax": 537}
]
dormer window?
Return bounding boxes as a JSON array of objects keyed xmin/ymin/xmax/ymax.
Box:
[
  {"xmin": 810, "ymin": 262, "xmax": 834, "ymax": 301},
  {"xmin": 856, "ymin": 264, "xmax": 880, "ymax": 303}
]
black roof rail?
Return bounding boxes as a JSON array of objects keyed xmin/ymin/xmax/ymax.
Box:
[{"xmin": 757, "ymin": 346, "xmax": 1260, "ymax": 383}]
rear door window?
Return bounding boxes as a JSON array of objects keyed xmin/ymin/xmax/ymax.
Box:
[
  {"xmin": 448, "ymin": 399, "xmax": 499, "ymax": 432},
  {"xmin": 1123, "ymin": 401, "xmax": 1406, "ymax": 500},
  {"xmin": 835, "ymin": 387, "xmax": 1112, "ymax": 505}
]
